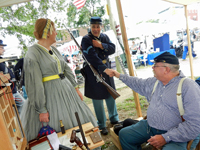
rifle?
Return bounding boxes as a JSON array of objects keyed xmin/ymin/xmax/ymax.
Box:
[{"xmin": 67, "ymin": 28, "xmax": 120, "ymax": 100}]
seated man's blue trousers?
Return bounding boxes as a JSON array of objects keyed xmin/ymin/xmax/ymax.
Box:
[{"xmin": 119, "ymin": 120, "xmax": 200, "ymax": 150}]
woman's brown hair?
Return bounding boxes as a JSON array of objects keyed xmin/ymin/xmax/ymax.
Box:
[{"xmin": 34, "ymin": 18, "xmax": 55, "ymax": 40}]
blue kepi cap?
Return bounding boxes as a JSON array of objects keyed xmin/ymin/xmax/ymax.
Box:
[
  {"xmin": 90, "ymin": 17, "xmax": 102, "ymax": 24},
  {"xmin": 154, "ymin": 52, "xmax": 179, "ymax": 65}
]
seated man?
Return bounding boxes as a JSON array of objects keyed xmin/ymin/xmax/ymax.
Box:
[{"xmin": 105, "ymin": 52, "xmax": 200, "ymax": 150}]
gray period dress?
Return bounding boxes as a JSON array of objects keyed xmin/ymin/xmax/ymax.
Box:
[{"xmin": 20, "ymin": 44, "xmax": 97, "ymax": 142}]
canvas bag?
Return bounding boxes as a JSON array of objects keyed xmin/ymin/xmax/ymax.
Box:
[{"xmin": 37, "ymin": 123, "xmax": 56, "ymax": 138}]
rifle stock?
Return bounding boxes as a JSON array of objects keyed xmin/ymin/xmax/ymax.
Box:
[{"xmin": 67, "ymin": 28, "xmax": 120, "ymax": 100}]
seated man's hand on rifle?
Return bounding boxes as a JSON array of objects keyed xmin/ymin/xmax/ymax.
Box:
[{"xmin": 104, "ymin": 69, "xmax": 120, "ymax": 78}]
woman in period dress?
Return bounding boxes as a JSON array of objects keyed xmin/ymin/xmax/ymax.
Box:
[{"xmin": 20, "ymin": 18, "xmax": 97, "ymax": 142}]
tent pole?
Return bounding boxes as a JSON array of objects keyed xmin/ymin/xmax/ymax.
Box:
[
  {"xmin": 116, "ymin": 0, "xmax": 142, "ymax": 117},
  {"xmin": 184, "ymin": 5, "xmax": 194, "ymax": 80}
]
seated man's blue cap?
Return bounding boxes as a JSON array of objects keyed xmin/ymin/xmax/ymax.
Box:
[
  {"xmin": 90, "ymin": 17, "xmax": 102, "ymax": 24},
  {"xmin": 0, "ymin": 40, "xmax": 7, "ymax": 46},
  {"xmin": 154, "ymin": 52, "xmax": 179, "ymax": 64}
]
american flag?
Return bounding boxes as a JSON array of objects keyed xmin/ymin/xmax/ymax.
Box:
[{"xmin": 73, "ymin": 0, "xmax": 86, "ymax": 9}]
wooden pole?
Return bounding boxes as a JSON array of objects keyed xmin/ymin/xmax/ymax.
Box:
[
  {"xmin": 184, "ymin": 5, "xmax": 194, "ymax": 80},
  {"xmin": 115, "ymin": 0, "xmax": 142, "ymax": 117},
  {"xmin": 107, "ymin": 0, "xmax": 123, "ymax": 74}
]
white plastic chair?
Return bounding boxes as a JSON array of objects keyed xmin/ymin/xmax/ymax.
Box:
[{"xmin": 140, "ymin": 53, "xmax": 148, "ymax": 67}]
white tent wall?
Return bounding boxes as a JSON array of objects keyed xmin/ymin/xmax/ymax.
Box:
[
  {"xmin": 0, "ymin": 0, "xmax": 32, "ymax": 7},
  {"xmin": 57, "ymin": 36, "xmax": 82, "ymax": 55},
  {"xmin": 104, "ymin": 30, "xmax": 124, "ymax": 61}
]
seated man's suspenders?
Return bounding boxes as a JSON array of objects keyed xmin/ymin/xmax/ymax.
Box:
[{"xmin": 151, "ymin": 78, "xmax": 186, "ymax": 121}]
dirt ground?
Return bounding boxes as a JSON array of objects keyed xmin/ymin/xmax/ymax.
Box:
[{"xmin": 84, "ymin": 86, "xmax": 148, "ymax": 149}]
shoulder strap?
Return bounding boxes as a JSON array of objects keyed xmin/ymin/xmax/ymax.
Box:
[
  {"xmin": 151, "ymin": 80, "xmax": 159, "ymax": 96},
  {"xmin": 177, "ymin": 78, "xmax": 186, "ymax": 116},
  {"xmin": 151, "ymin": 78, "xmax": 186, "ymax": 118}
]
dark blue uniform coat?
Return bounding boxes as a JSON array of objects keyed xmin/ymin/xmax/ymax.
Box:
[{"xmin": 81, "ymin": 32, "xmax": 115, "ymax": 99}]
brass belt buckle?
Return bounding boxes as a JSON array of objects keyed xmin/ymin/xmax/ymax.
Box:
[
  {"xmin": 102, "ymin": 59, "xmax": 106, "ymax": 64},
  {"xmin": 59, "ymin": 73, "xmax": 65, "ymax": 80}
]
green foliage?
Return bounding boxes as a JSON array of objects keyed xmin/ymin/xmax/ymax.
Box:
[
  {"xmin": 66, "ymin": 0, "xmax": 106, "ymax": 28},
  {"xmin": 101, "ymin": 141, "xmax": 114, "ymax": 149},
  {"xmin": 146, "ymin": 19, "xmax": 160, "ymax": 23},
  {"xmin": 0, "ymin": 0, "xmax": 107, "ymax": 57},
  {"xmin": 0, "ymin": 0, "xmax": 68, "ymax": 56},
  {"xmin": 117, "ymin": 102, "xmax": 136, "ymax": 111},
  {"xmin": 116, "ymin": 95, "xmax": 149, "ymax": 111}
]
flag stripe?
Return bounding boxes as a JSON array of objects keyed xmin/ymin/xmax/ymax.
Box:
[{"xmin": 73, "ymin": 0, "xmax": 86, "ymax": 9}]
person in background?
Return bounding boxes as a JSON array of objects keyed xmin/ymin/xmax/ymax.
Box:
[
  {"xmin": 130, "ymin": 41, "xmax": 138, "ymax": 55},
  {"xmin": 182, "ymin": 32, "xmax": 197, "ymax": 60},
  {"xmin": 14, "ymin": 58, "xmax": 27, "ymax": 99},
  {"xmin": 106, "ymin": 52, "xmax": 200, "ymax": 150},
  {"xmin": 8, "ymin": 61, "xmax": 14, "ymax": 73},
  {"xmin": 81, "ymin": 16, "xmax": 119, "ymax": 135},
  {"xmin": 138, "ymin": 42, "xmax": 145, "ymax": 54},
  {"xmin": 0, "ymin": 40, "xmax": 25, "ymax": 115},
  {"xmin": 20, "ymin": 18, "xmax": 97, "ymax": 142},
  {"xmin": 191, "ymin": 30, "xmax": 197, "ymax": 49},
  {"xmin": 130, "ymin": 41, "xmax": 137, "ymax": 50}
]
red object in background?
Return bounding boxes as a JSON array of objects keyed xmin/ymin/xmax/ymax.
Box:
[
  {"xmin": 115, "ymin": 25, "xmax": 120, "ymax": 28},
  {"xmin": 73, "ymin": 0, "xmax": 86, "ymax": 9}
]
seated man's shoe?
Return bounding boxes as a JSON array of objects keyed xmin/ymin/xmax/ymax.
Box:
[
  {"xmin": 111, "ymin": 120, "xmax": 122, "ymax": 125},
  {"xmin": 113, "ymin": 124, "xmax": 123, "ymax": 135},
  {"xmin": 100, "ymin": 127, "xmax": 108, "ymax": 135}
]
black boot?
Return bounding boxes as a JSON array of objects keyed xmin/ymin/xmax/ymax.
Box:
[{"xmin": 101, "ymin": 127, "xmax": 108, "ymax": 135}]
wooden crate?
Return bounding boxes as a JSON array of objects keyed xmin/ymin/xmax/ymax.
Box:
[
  {"xmin": 110, "ymin": 117, "xmax": 143, "ymax": 150},
  {"xmin": 0, "ymin": 73, "xmax": 27, "ymax": 150},
  {"xmin": 110, "ymin": 127, "xmax": 122, "ymax": 150}
]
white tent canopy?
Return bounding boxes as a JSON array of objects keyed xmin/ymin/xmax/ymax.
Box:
[
  {"xmin": 163, "ymin": 0, "xmax": 200, "ymax": 5},
  {"xmin": 127, "ymin": 23, "xmax": 171, "ymax": 38}
]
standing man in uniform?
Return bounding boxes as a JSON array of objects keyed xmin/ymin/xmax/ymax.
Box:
[{"xmin": 81, "ymin": 17, "xmax": 119, "ymax": 135}]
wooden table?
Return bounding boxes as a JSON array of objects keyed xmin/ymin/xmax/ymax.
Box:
[{"xmin": 57, "ymin": 122, "xmax": 104, "ymax": 150}]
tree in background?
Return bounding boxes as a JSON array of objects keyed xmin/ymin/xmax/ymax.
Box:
[
  {"xmin": 66, "ymin": 0, "xmax": 109, "ymax": 28},
  {"xmin": 0, "ymin": 0, "xmax": 68, "ymax": 56},
  {"xmin": 0, "ymin": 0, "xmax": 109, "ymax": 56}
]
